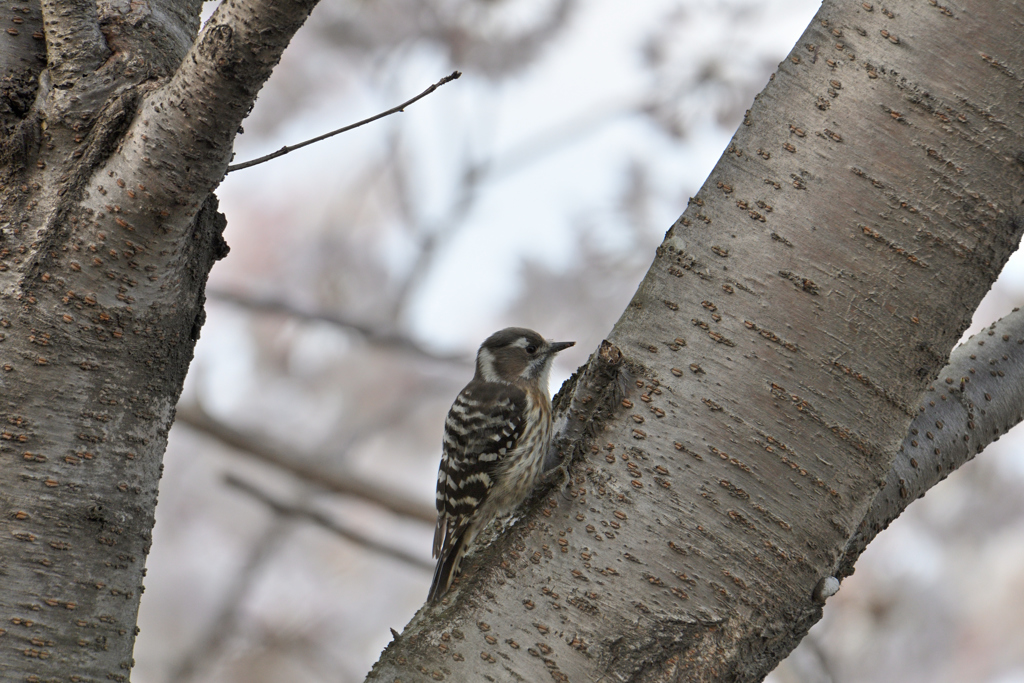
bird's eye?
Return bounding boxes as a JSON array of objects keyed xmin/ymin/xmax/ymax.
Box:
[{"xmin": 525, "ymin": 345, "xmax": 537, "ymax": 354}]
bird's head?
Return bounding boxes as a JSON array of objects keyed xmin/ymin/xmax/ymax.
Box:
[{"xmin": 474, "ymin": 327, "xmax": 575, "ymax": 386}]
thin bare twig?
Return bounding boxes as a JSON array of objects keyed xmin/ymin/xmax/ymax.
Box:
[
  {"xmin": 226, "ymin": 71, "xmax": 462, "ymax": 173},
  {"xmin": 206, "ymin": 288, "xmax": 470, "ymax": 364},
  {"xmin": 224, "ymin": 474, "xmax": 433, "ymax": 571},
  {"xmin": 174, "ymin": 403, "xmax": 437, "ymax": 524}
]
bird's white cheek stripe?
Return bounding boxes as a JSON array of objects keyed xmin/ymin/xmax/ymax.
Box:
[{"xmin": 477, "ymin": 348, "xmax": 501, "ymax": 383}]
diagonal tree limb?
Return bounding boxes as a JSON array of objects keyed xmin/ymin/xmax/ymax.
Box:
[
  {"xmin": 161, "ymin": 0, "xmax": 320, "ymax": 156},
  {"xmin": 366, "ymin": 2, "xmax": 1024, "ymax": 679},
  {"xmin": 100, "ymin": 0, "xmax": 324, "ymax": 256},
  {"xmin": 53, "ymin": 0, "xmax": 328, "ymax": 314},
  {"xmin": 174, "ymin": 403, "xmax": 437, "ymax": 524},
  {"xmin": 840, "ymin": 306, "xmax": 1024, "ymax": 577},
  {"xmin": 224, "ymin": 473, "xmax": 434, "ymax": 571}
]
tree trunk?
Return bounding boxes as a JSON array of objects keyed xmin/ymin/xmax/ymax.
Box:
[
  {"xmin": 0, "ymin": 0, "xmax": 319, "ymax": 679},
  {"xmin": 368, "ymin": 1, "xmax": 1024, "ymax": 681}
]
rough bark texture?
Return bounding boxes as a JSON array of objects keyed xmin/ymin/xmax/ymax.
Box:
[
  {"xmin": 0, "ymin": 0, "xmax": 321, "ymax": 679},
  {"xmin": 2, "ymin": 0, "xmax": 1023, "ymax": 680},
  {"xmin": 0, "ymin": 0, "xmax": 44, "ymax": 138},
  {"xmin": 368, "ymin": 1, "xmax": 1024, "ymax": 681}
]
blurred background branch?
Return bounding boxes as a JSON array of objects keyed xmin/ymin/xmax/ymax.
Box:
[
  {"xmin": 206, "ymin": 289, "xmax": 470, "ymax": 364},
  {"xmin": 175, "ymin": 402, "xmax": 437, "ymax": 523},
  {"xmin": 223, "ymin": 474, "xmax": 434, "ymax": 571},
  {"xmin": 170, "ymin": 519, "xmax": 294, "ymax": 683}
]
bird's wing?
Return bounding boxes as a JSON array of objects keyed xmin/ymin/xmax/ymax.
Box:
[{"xmin": 432, "ymin": 380, "xmax": 527, "ymax": 558}]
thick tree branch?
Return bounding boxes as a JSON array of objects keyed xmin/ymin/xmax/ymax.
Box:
[
  {"xmin": 35, "ymin": 0, "xmax": 324, "ymax": 315},
  {"xmin": 99, "ymin": 0, "xmax": 323, "ymax": 250},
  {"xmin": 40, "ymin": 0, "xmax": 108, "ymax": 85},
  {"xmin": 224, "ymin": 474, "xmax": 433, "ymax": 571},
  {"xmin": 0, "ymin": 1, "xmax": 339, "ymax": 679},
  {"xmin": 841, "ymin": 306, "xmax": 1024, "ymax": 576},
  {"xmin": 174, "ymin": 403, "xmax": 437, "ymax": 524},
  {"xmin": 164, "ymin": 0, "xmax": 320, "ymax": 156}
]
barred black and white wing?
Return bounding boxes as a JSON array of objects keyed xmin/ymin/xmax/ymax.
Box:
[{"xmin": 428, "ymin": 380, "xmax": 528, "ymax": 602}]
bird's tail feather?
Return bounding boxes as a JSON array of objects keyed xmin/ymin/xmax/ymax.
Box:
[{"xmin": 427, "ymin": 527, "xmax": 468, "ymax": 603}]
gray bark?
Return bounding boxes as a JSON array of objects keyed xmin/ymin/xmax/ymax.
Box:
[
  {"xmin": 368, "ymin": 1, "xmax": 1024, "ymax": 681},
  {"xmin": 840, "ymin": 306, "xmax": 1024, "ymax": 578},
  {"xmin": 2, "ymin": 0, "xmax": 1023, "ymax": 681},
  {"xmin": 0, "ymin": 0, "xmax": 320, "ymax": 679}
]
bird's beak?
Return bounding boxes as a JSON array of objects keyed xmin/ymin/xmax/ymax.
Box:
[{"xmin": 548, "ymin": 341, "xmax": 575, "ymax": 355}]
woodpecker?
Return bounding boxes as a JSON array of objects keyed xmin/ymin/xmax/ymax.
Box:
[{"xmin": 428, "ymin": 327, "xmax": 575, "ymax": 603}]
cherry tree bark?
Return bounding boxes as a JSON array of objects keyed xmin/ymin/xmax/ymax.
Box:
[
  {"xmin": 368, "ymin": 1, "xmax": 1024, "ymax": 681},
  {"xmin": 0, "ymin": 0, "xmax": 319, "ymax": 679},
  {"xmin": 840, "ymin": 306, "xmax": 1024, "ymax": 579},
  {"xmin": 2, "ymin": 0, "xmax": 1022, "ymax": 681}
]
